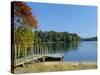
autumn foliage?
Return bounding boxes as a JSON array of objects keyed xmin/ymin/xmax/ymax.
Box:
[
  {"xmin": 14, "ymin": 2, "xmax": 37, "ymax": 28},
  {"xmin": 12, "ymin": 1, "xmax": 38, "ymax": 46}
]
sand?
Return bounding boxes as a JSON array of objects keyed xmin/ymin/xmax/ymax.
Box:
[{"xmin": 14, "ymin": 61, "xmax": 97, "ymax": 74}]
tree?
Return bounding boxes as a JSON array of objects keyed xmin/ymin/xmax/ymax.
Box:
[
  {"xmin": 34, "ymin": 31, "xmax": 80, "ymax": 43},
  {"xmin": 14, "ymin": 2, "xmax": 37, "ymax": 28},
  {"xmin": 15, "ymin": 25, "xmax": 35, "ymax": 47},
  {"xmin": 13, "ymin": 2, "xmax": 38, "ymax": 47}
]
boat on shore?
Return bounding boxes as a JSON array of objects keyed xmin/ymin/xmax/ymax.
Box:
[{"xmin": 33, "ymin": 56, "xmax": 63, "ymax": 62}]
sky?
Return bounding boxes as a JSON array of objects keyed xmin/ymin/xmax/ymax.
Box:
[{"xmin": 27, "ymin": 2, "xmax": 97, "ymax": 38}]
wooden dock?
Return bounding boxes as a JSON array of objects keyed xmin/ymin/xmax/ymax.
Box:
[{"xmin": 14, "ymin": 44, "xmax": 64, "ymax": 66}]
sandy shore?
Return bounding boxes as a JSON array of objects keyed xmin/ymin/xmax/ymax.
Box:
[{"xmin": 14, "ymin": 61, "xmax": 97, "ymax": 74}]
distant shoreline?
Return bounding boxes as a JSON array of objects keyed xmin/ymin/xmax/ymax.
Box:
[
  {"xmin": 38, "ymin": 41, "xmax": 80, "ymax": 43},
  {"xmin": 35, "ymin": 41, "xmax": 96, "ymax": 43}
]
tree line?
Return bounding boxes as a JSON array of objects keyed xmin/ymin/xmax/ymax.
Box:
[
  {"xmin": 34, "ymin": 31, "xmax": 81, "ymax": 43},
  {"xmin": 82, "ymin": 36, "xmax": 97, "ymax": 41}
]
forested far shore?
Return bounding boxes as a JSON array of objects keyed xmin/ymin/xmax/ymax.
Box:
[
  {"xmin": 82, "ymin": 36, "xmax": 97, "ymax": 41},
  {"xmin": 34, "ymin": 31, "xmax": 81, "ymax": 43}
]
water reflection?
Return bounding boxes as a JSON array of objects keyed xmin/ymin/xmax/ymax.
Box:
[
  {"xmin": 27, "ymin": 41, "xmax": 79, "ymax": 58},
  {"xmin": 16, "ymin": 41, "xmax": 96, "ymax": 63}
]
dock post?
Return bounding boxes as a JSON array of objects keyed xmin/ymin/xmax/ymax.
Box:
[
  {"xmin": 40, "ymin": 45, "xmax": 41, "ymax": 55},
  {"xmin": 32, "ymin": 45, "xmax": 34, "ymax": 59},
  {"xmin": 43, "ymin": 56, "xmax": 45, "ymax": 62},
  {"xmin": 35, "ymin": 44, "xmax": 36, "ymax": 55},
  {"xmin": 18, "ymin": 45, "xmax": 20, "ymax": 58},
  {"xmin": 25, "ymin": 45, "xmax": 27, "ymax": 63},
  {"xmin": 37, "ymin": 44, "xmax": 39, "ymax": 54}
]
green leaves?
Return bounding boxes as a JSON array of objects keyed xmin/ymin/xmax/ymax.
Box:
[
  {"xmin": 15, "ymin": 25, "xmax": 35, "ymax": 47},
  {"xmin": 34, "ymin": 31, "xmax": 81, "ymax": 43},
  {"xmin": 13, "ymin": 2, "xmax": 38, "ymax": 49}
]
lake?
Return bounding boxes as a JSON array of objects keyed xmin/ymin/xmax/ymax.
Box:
[
  {"xmin": 31, "ymin": 41, "xmax": 97, "ymax": 62},
  {"xmin": 63, "ymin": 41, "xmax": 97, "ymax": 61}
]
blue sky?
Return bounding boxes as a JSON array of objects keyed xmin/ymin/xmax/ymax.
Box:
[{"xmin": 27, "ymin": 2, "xmax": 97, "ymax": 38}]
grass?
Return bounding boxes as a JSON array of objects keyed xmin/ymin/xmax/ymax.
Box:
[{"xmin": 14, "ymin": 61, "xmax": 97, "ymax": 74}]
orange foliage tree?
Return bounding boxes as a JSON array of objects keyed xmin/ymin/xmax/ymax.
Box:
[
  {"xmin": 14, "ymin": 2, "xmax": 37, "ymax": 28},
  {"xmin": 13, "ymin": 2, "xmax": 38, "ymax": 47}
]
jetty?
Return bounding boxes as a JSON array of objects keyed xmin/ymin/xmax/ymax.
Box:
[{"xmin": 14, "ymin": 44, "xmax": 64, "ymax": 67}]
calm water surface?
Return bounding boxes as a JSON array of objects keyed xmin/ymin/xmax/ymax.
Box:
[
  {"xmin": 63, "ymin": 41, "xmax": 97, "ymax": 61},
  {"xmin": 31, "ymin": 41, "xmax": 97, "ymax": 62}
]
